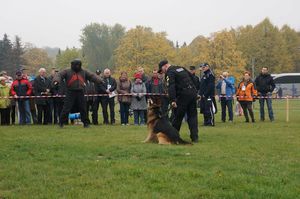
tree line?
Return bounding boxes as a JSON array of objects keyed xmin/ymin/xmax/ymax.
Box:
[{"xmin": 0, "ymin": 18, "xmax": 299, "ymax": 78}]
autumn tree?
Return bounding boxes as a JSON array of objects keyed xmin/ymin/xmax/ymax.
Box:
[
  {"xmin": 175, "ymin": 42, "xmax": 193, "ymax": 67},
  {"xmin": 280, "ymin": 25, "xmax": 300, "ymax": 72},
  {"xmin": 188, "ymin": 36, "xmax": 211, "ymax": 66},
  {"xmin": 23, "ymin": 47, "xmax": 53, "ymax": 74},
  {"xmin": 209, "ymin": 30, "xmax": 246, "ymax": 78},
  {"xmin": 114, "ymin": 26, "xmax": 176, "ymax": 76},
  {"xmin": 236, "ymin": 18, "xmax": 294, "ymax": 75}
]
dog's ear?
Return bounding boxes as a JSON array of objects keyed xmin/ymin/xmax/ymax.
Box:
[{"xmin": 148, "ymin": 99, "xmax": 154, "ymax": 106}]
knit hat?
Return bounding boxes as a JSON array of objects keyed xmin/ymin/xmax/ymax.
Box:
[{"xmin": 134, "ymin": 73, "xmax": 142, "ymax": 80}]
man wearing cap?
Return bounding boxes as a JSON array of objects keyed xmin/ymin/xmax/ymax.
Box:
[
  {"xmin": 199, "ymin": 63, "xmax": 216, "ymax": 126},
  {"xmin": 11, "ymin": 70, "xmax": 32, "ymax": 125},
  {"xmin": 158, "ymin": 60, "xmax": 199, "ymax": 143},
  {"xmin": 53, "ymin": 59, "xmax": 105, "ymax": 128},
  {"xmin": 95, "ymin": 69, "xmax": 101, "ymax": 76}
]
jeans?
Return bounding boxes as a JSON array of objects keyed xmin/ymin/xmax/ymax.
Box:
[
  {"xmin": 259, "ymin": 93, "xmax": 274, "ymax": 121},
  {"xmin": 220, "ymin": 98, "xmax": 233, "ymax": 122},
  {"xmin": 24, "ymin": 100, "xmax": 31, "ymax": 124},
  {"xmin": 133, "ymin": 110, "xmax": 145, "ymax": 125},
  {"xmin": 18, "ymin": 99, "xmax": 31, "ymax": 125},
  {"xmin": 120, "ymin": 102, "xmax": 130, "ymax": 124}
]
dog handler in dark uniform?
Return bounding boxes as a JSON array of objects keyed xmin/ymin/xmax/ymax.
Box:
[
  {"xmin": 53, "ymin": 59, "xmax": 106, "ymax": 128},
  {"xmin": 158, "ymin": 60, "xmax": 199, "ymax": 143}
]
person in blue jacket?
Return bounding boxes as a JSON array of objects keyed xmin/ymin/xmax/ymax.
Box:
[{"xmin": 216, "ymin": 71, "xmax": 235, "ymax": 122}]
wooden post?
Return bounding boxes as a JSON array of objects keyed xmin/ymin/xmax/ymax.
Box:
[{"xmin": 286, "ymin": 96, "xmax": 289, "ymax": 122}]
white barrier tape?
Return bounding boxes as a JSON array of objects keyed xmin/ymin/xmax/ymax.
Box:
[
  {"xmin": 0, "ymin": 93, "xmax": 299, "ymax": 99},
  {"xmin": 0, "ymin": 93, "xmax": 168, "ymax": 99},
  {"xmin": 217, "ymin": 95, "xmax": 300, "ymax": 100}
]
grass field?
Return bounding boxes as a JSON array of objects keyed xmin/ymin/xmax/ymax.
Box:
[{"xmin": 0, "ymin": 100, "xmax": 299, "ymax": 199}]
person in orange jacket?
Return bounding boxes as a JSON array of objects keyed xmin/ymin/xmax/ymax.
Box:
[{"xmin": 236, "ymin": 71, "xmax": 258, "ymax": 123}]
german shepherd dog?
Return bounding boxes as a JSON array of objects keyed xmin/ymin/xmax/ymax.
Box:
[{"xmin": 143, "ymin": 100, "xmax": 191, "ymax": 145}]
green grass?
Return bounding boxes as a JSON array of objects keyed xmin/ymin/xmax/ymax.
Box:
[{"xmin": 0, "ymin": 100, "xmax": 299, "ymax": 199}]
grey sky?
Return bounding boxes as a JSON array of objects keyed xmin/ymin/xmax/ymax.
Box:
[{"xmin": 1, "ymin": 0, "xmax": 299, "ymax": 49}]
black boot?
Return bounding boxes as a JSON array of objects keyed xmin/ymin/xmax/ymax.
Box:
[{"xmin": 59, "ymin": 123, "xmax": 64, "ymax": 128}]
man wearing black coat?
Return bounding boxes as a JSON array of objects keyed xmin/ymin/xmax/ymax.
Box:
[
  {"xmin": 34, "ymin": 68, "xmax": 51, "ymax": 125},
  {"xmin": 255, "ymin": 67, "xmax": 275, "ymax": 121},
  {"xmin": 100, "ymin": 68, "xmax": 117, "ymax": 125},
  {"xmin": 199, "ymin": 63, "xmax": 216, "ymax": 126}
]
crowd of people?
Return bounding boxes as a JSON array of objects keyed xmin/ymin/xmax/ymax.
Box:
[{"xmin": 0, "ymin": 60, "xmax": 276, "ymax": 128}]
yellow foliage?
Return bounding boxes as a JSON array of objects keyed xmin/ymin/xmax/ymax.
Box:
[{"xmin": 114, "ymin": 26, "xmax": 176, "ymax": 76}]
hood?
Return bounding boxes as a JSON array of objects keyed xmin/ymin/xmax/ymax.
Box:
[{"xmin": 71, "ymin": 59, "xmax": 82, "ymax": 72}]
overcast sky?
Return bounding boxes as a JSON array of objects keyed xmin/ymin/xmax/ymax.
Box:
[{"xmin": 1, "ymin": 0, "xmax": 299, "ymax": 49}]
